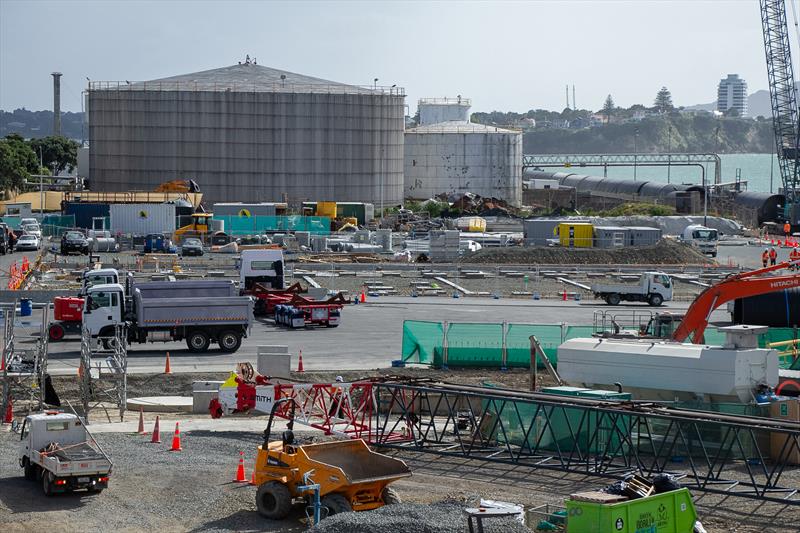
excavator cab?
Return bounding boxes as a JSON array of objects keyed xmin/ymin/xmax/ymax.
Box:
[{"xmin": 642, "ymin": 313, "xmax": 683, "ymax": 339}]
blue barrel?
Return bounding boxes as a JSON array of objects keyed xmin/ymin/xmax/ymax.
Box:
[{"xmin": 20, "ymin": 298, "xmax": 32, "ymax": 316}]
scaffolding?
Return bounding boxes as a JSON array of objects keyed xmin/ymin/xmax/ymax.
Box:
[
  {"xmin": 1, "ymin": 303, "xmax": 50, "ymax": 419},
  {"xmin": 79, "ymin": 324, "xmax": 128, "ymax": 424}
]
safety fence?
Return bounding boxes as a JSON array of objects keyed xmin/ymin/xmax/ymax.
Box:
[
  {"xmin": 212, "ymin": 215, "xmax": 330, "ymax": 235},
  {"xmin": 401, "ymin": 320, "xmax": 800, "ymax": 369}
]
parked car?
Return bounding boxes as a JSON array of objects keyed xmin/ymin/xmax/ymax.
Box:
[
  {"xmin": 181, "ymin": 238, "xmax": 204, "ymax": 257},
  {"xmin": 0, "ymin": 227, "xmax": 9, "ymax": 255},
  {"xmin": 15, "ymin": 234, "xmax": 40, "ymax": 251},
  {"xmin": 20, "ymin": 217, "xmax": 38, "ymax": 227},
  {"xmin": 22, "ymin": 223, "xmax": 41, "ymax": 239},
  {"xmin": 61, "ymin": 231, "xmax": 89, "ymax": 255}
]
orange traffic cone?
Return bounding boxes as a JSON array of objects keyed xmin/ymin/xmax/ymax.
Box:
[
  {"xmin": 234, "ymin": 451, "xmax": 247, "ymax": 482},
  {"xmin": 3, "ymin": 398, "xmax": 12, "ymax": 424},
  {"xmin": 360, "ymin": 291, "xmax": 366, "ymax": 303},
  {"xmin": 297, "ymin": 350, "xmax": 304, "ymax": 373},
  {"xmin": 164, "ymin": 352, "xmax": 171, "ymax": 374},
  {"xmin": 137, "ymin": 407, "xmax": 145, "ymax": 434},
  {"xmin": 250, "ymin": 470, "xmax": 256, "ymax": 485},
  {"xmin": 78, "ymin": 363, "xmax": 84, "ymax": 378},
  {"xmin": 562, "ymin": 289, "xmax": 567, "ymax": 301},
  {"xmin": 150, "ymin": 416, "xmax": 161, "ymax": 443},
  {"xmin": 170, "ymin": 422, "xmax": 182, "ymax": 451}
]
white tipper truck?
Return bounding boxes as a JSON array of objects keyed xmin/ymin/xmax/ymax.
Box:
[
  {"xmin": 681, "ymin": 225, "xmax": 719, "ymax": 257},
  {"xmin": 18, "ymin": 411, "xmax": 112, "ymax": 496},
  {"xmin": 591, "ymin": 272, "xmax": 673, "ymax": 306}
]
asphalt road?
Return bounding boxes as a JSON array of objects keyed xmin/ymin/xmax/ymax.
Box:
[{"xmin": 30, "ymin": 295, "xmax": 727, "ymax": 376}]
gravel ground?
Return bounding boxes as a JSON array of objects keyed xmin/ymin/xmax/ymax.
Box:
[{"xmin": 309, "ymin": 501, "xmax": 529, "ymax": 533}]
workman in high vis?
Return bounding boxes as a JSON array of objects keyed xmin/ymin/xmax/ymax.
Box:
[
  {"xmin": 785, "ymin": 222, "xmax": 792, "ymax": 239},
  {"xmin": 762, "ymin": 248, "xmax": 770, "ymax": 268},
  {"xmin": 770, "ymin": 247, "xmax": 778, "ymax": 266}
]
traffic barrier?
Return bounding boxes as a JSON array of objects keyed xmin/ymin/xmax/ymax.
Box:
[
  {"xmin": 170, "ymin": 422, "xmax": 182, "ymax": 451},
  {"xmin": 150, "ymin": 416, "xmax": 161, "ymax": 443},
  {"xmin": 234, "ymin": 451, "xmax": 247, "ymax": 482}
]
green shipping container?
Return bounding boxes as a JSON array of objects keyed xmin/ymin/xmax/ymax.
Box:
[{"xmin": 565, "ymin": 488, "xmax": 697, "ymax": 533}]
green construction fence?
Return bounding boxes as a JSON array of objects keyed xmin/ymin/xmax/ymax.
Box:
[
  {"xmin": 213, "ymin": 215, "xmax": 330, "ymax": 235},
  {"xmin": 402, "ymin": 320, "xmax": 800, "ymax": 370}
]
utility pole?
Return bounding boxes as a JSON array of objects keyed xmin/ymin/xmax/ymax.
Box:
[
  {"xmin": 667, "ymin": 125, "xmax": 672, "ymax": 184},
  {"xmin": 633, "ymin": 127, "xmax": 639, "ymax": 181},
  {"xmin": 572, "ymin": 85, "xmax": 576, "ymax": 110}
]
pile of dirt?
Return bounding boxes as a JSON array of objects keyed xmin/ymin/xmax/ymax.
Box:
[{"xmin": 460, "ymin": 239, "xmax": 712, "ymax": 265}]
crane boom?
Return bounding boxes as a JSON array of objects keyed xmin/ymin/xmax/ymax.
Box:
[
  {"xmin": 760, "ymin": 0, "xmax": 800, "ymax": 224},
  {"xmin": 671, "ymin": 261, "xmax": 800, "ymax": 343}
]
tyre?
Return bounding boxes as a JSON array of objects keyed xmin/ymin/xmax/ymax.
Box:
[
  {"xmin": 88, "ymin": 485, "xmax": 104, "ymax": 494},
  {"xmin": 321, "ymin": 493, "xmax": 352, "ymax": 516},
  {"xmin": 186, "ymin": 330, "xmax": 211, "ymax": 353},
  {"xmin": 218, "ymin": 330, "xmax": 242, "ymax": 353},
  {"xmin": 607, "ymin": 293, "xmax": 621, "ymax": 306},
  {"xmin": 256, "ymin": 481, "xmax": 292, "ymax": 520},
  {"xmin": 381, "ymin": 486, "xmax": 401, "ymax": 505},
  {"xmin": 48, "ymin": 323, "xmax": 65, "ymax": 341},
  {"xmin": 24, "ymin": 460, "xmax": 37, "ymax": 481},
  {"xmin": 648, "ymin": 294, "xmax": 664, "ymax": 307},
  {"xmin": 42, "ymin": 472, "xmax": 54, "ymax": 497}
]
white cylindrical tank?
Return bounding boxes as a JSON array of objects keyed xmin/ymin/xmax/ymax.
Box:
[
  {"xmin": 418, "ymin": 97, "xmax": 471, "ymax": 125},
  {"xmin": 404, "ymin": 122, "xmax": 522, "ymax": 206},
  {"xmin": 557, "ymin": 336, "xmax": 778, "ymax": 404}
]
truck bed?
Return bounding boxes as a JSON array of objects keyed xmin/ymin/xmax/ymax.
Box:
[
  {"xmin": 134, "ymin": 295, "xmax": 253, "ymax": 327},
  {"xmin": 51, "ymin": 442, "xmax": 105, "ymax": 462}
]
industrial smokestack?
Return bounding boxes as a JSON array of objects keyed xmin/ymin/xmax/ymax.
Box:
[{"xmin": 52, "ymin": 72, "xmax": 62, "ymax": 136}]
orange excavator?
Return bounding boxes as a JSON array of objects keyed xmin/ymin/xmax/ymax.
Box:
[{"xmin": 668, "ymin": 261, "xmax": 800, "ymax": 343}]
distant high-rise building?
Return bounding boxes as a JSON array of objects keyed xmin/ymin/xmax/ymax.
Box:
[{"xmin": 717, "ymin": 74, "xmax": 748, "ymax": 116}]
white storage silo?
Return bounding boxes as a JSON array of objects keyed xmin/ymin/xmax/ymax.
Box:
[{"xmin": 404, "ymin": 121, "xmax": 522, "ymax": 206}]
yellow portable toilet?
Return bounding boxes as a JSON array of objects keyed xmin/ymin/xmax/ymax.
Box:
[{"xmin": 556, "ymin": 222, "xmax": 593, "ymax": 248}]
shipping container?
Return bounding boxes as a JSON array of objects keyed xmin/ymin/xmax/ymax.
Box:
[
  {"xmin": 302, "ymin": 202, "xmax": 374, "ymax": 225},
  {"xmin": 627, "ymin": 226, "xmax": 662, "ymax": 246},
  {"xmin": 557, "ymin": 222, "xmax": 593, "ymax": 248},
  {"xmin": 593, "ymin": 226, "xmax": 630, "ymax": 249},
  {"xmin": 64, "ymin": 202, "xmax": 111, "ymax": 229},
  {"xmin": 109, "ymin": 203, "xmax": 176, "ymax": 236},
  {"xmin": 211, "ymin": 203, "xmax": 286, "ymax": 218}
]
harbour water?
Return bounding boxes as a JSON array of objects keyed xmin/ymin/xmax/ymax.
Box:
[{"xmin": 597, "ymin": 153, "xmax": 779, "ymax": 193}]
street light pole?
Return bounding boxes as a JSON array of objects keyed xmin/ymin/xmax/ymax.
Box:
[
  {"xmin": 667, "ymin": 125, "xmax": 672, "ymax": 184},
  {"xmin": 633, "ymin": 128, "xmax": 639, "ymax": 181}
]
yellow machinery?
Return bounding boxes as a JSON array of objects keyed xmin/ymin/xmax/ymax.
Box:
[
  {"xmin": 253, "ymin": 398, "xmax": 411, "ymax": 520},
  {"xmin": 555, "ymin": 222, "xmax": 593, "ymax": 248},
  {"xmin": 174, "ymin": 213, "xmax": 213, "ymax": 243}
]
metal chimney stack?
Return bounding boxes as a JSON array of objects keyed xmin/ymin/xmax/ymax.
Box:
[{"xmin": 52, "ymin": 72, "xmax": 62, "ymax": 136}]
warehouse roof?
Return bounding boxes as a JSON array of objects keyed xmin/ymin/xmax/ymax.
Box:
[
  {"xmin": 90, "ymin": 63, "xmax": 404, "ymax": 95},
  {"xmin": 406, "ymin": 121, "xmax": 520, "ymax": 134}
]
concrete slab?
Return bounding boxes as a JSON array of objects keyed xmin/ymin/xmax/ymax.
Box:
[{"xmin": 127, "ymin": 396, "xmax": 193, "ymax": 413}]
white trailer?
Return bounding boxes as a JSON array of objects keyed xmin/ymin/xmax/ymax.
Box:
[
  {"xmin": 18, "ymin": 411, "xmax": 112, "ymax": 496},
  {"xmin": 591, "ymin": 271, "xmax": 673, "ymax": 306}
]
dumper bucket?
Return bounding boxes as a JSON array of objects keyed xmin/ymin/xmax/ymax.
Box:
[{"xmin": 299, "ymin": 439, "xmax": 411, "ymax": 484}]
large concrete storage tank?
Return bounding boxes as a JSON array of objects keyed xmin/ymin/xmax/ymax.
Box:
[
  {"xmin": 418, "ymin": 97, "xmax": 471, "ymax": 125},
  {"xmin": 87, "ymin": 63, "xmax": 405, "ymax": 208},
  {"xmin": 404, "ymin": 121, "xmax": 522, "ymax": 206}
]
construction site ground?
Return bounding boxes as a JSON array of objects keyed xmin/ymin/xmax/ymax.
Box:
[{"xmin": 0, "ymin": 367, "xmax": 796, "ymax": 532}]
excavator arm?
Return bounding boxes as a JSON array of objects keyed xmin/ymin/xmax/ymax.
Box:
[{"xmin": 672, "ymin": 261, "xmax": 800, "ymax": 343}]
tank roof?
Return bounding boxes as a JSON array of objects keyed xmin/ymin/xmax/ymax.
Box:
[
  {"xmin": 406, "ymin": 121, "xmax": 520, "ymax": 134},
  {"xmin": 90, "ymin": 63, "xmax": 404, "ymax": 96}
]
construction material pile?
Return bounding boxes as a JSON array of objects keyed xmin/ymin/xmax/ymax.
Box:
[
  {"xmin": 310, "ymin": 502, "xmax": 529, "ymax": 533},
  {"xmin": 461, "ymin": 239, "xmax": 711, "ymax": 265}
]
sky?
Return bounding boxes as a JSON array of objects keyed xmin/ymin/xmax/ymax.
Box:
[{"xmin": 0, "ymin": 0, "xmax": 782, "ymax": 114}]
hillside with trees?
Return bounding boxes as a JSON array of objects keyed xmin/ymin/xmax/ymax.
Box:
[{"xmin": 1, "ymin": 109, "xmax": 84, "ymax": 141}]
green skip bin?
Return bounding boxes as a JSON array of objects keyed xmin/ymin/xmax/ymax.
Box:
[{"xmin": 564, "ymin": 488, "xmax": 697, "ymax": 533}]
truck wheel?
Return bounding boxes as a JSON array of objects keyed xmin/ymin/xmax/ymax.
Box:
[
  {"xmin": 321, "ymin": 493, "xmax": 352, "ymax": 516},
  {"xmin": 256, "ymin": 481, "xmax": 292, "ymax": 520},
  {"xmin": 381, "ymin": 486, "xmax": 401, "ymax": 505},
  {"xmin": 648, "ymin": 294, "xmax": 664, "ymax": 307},
  {"xmin": 24, "ymin": 459, "xmax": 37, "ymax": 481},
  {"xmin": 48, "ymin": 323, "xmax": 65, "ymax": 341},
  {"xmin": 218, "ymin": 330, "xmax": 242, "ymax": 353},
  {"xmin": 42, "ymin": 472, "xmax": 54, "ymax": 497},
  {"xmin": 186, "ymin": 331, "xmax": 211, "ymax": 352},
  {"xmin": 607, "ymin": 293, "xmax": 621, "ymax": 306}
]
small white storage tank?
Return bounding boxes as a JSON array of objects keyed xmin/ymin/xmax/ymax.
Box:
[
  {"xmin": 404, "ymin": 121, "xmax": 522, "ymax": 206},
  {"xmin": 557, "ymin": 325, "xmax": 778, "ymax": 404},
  {"xmin": 418, "ymin": 97, "xmax": 472, "ymax": 125}
]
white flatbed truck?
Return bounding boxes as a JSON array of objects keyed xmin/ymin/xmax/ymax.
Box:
[
  {"xmin": 18, "ymin": 411, "xmax": 112, "ymax": 496},
  {"xmin": 591, "ymin": 271, "xmax": 673, "ymax": 306}
]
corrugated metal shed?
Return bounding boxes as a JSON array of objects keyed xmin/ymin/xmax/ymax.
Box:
[
  {"xmin": 594, "ymin": 226, "xmax": 630, "ymax": 248},
  {"xmin": 627, "ymin": 226, "xmax": 662, "ymax": 246},
  {"xmin": 110, "ymin": 203, "xmax": 176, "ymax": 235}
]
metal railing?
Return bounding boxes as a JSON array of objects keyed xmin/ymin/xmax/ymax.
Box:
[{"xmin": 89, "ymin": 80, "xmax": 405, "ymax": 96}]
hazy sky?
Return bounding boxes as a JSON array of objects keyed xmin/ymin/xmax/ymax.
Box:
[{"xmin": 0, "ymin": 0, "xmax": 779, "ymax": 114}]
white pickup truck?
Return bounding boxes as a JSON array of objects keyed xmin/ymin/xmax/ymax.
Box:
[
  {"xmin": 591, "ymin": 272, "xmax": 673, "ymax": 306},
  {"xmin": 18, "ymin": 411, "xmax": 112, "ymax": 496}
]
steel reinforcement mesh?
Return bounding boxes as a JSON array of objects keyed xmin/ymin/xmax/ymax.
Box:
[{"xmin": 402, "ymin": 320, "xmax": 799, "ymax": 369}]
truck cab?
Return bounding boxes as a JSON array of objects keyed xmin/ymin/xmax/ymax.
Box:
[
  {"xmin": 80, "ymin": 268, "xmax": 120, "ymax": 296},
  {"xmin": 82, "ymin": 283, "xmax": 126, "ymax": 339},
  {"xmin": 682, "ymin": 225, "xmax": 718, "ymax": 257},
  {"xmin": 240, "ymin": 249, "xmax": 285, "ymax": 291},
  {"xmin": 19, "ymin": 411, "xmax": 111, "ymax": 495}
]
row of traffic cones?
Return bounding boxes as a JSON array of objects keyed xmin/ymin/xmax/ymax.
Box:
[{"xmin": 137, "ymin": 408, "xmax": 181, "ymax": 450}]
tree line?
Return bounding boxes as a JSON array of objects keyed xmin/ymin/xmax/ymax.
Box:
[{"xmin": 0, "ymin": 134, "xmax": 79, "ymax": 193}]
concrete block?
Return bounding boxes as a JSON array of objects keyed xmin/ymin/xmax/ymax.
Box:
[{"xmin": 257, "ymin": 345, "xmax": 291, "ymax": 378}]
